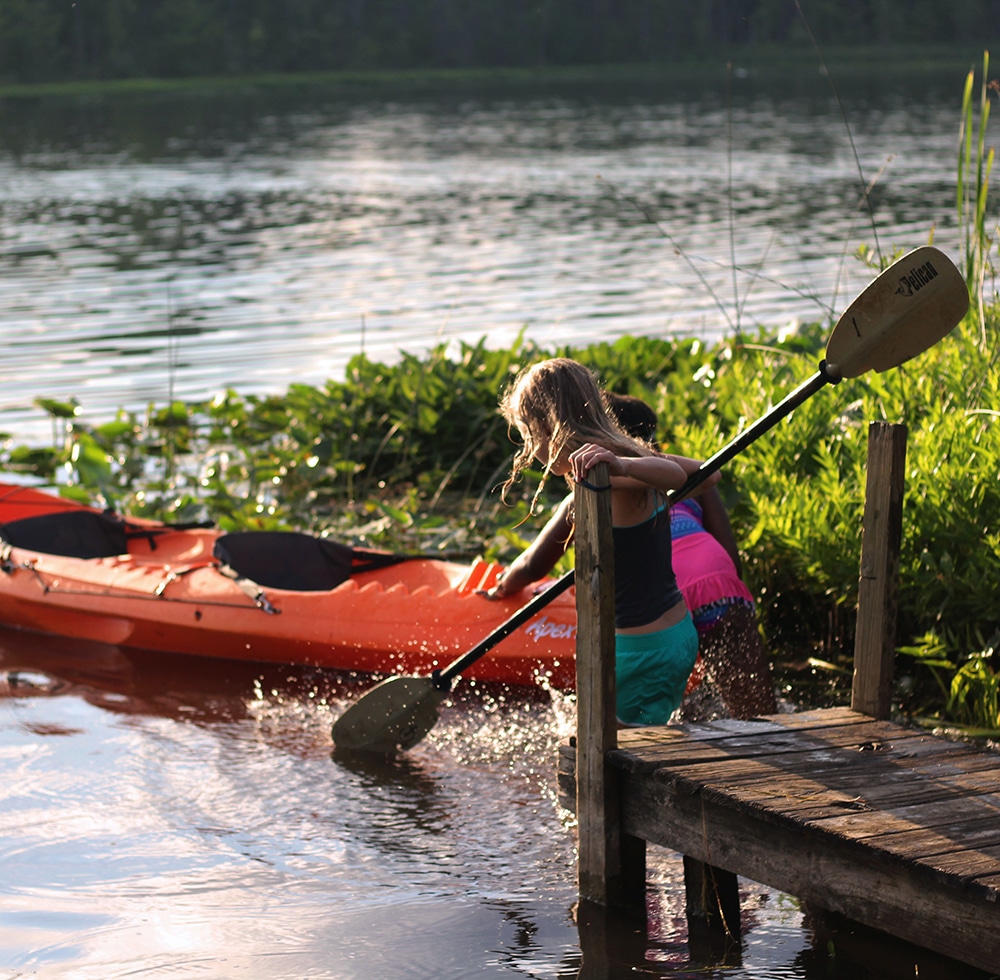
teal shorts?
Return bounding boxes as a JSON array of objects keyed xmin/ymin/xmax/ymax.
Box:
[{"xmin": 615, "ymin": 613, "xmax": 699, "ymax": 726}]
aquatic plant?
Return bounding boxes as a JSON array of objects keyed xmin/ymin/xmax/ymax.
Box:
[{"xmin": 5, "ymin": 58, "xmax": 1000, "ymax": 728}]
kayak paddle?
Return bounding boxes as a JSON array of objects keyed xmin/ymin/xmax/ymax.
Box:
[
  {"xmin": 331, "ymin": 245, "xmax": 968, "ymax": 753},
  {"xmin": 331, "ymin": 572, "xmax": 575, "ymax": 754}
]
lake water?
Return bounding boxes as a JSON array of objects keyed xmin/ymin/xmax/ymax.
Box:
[
  {"xmin": 0, "ymin": 62, "xmax": 994, "ymax": 979},
  {"xmin": 0, "ymin": 627, "xmax": 983, "ymax": 980},
  {"xmin": 0, "ymin": 64, "xmax": 978, "ymax": 448}
]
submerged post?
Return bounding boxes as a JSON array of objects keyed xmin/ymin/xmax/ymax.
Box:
[
  {"xmin": 852, "ymin": 421, "xmax": 907, "ymax": 720},
  {"xmin": 574, "ymin": 463, "xmax": 644, "ymax": 910}
]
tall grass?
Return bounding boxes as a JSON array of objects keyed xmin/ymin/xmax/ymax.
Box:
[{"xmin": 957, "ymin": 51, "xmax": 996, "ymax": 346}]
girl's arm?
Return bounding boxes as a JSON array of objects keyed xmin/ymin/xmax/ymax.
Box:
[
  {"xmin": 569, "ymin": 444, "xmax": 720, "ymax": 494},
  {"xmin": 661, "ymin": 452, "xmax": 713, "ymax": 480},
  {"xmin": 481, "ymin": 495, "xmax": 573, "ymax": 599}
]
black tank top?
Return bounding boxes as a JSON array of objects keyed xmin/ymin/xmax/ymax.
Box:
[{"xmin": 611, "ymin": 502, "xmax": 684, "ymax": 629}]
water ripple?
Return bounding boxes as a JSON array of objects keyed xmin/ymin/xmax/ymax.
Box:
[{"xmin": 0, "ymin": 92, "xmax": 963, "ymax": 445}]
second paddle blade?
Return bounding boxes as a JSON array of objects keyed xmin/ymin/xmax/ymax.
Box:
[{"xmin": 331, "ymin": 676, "xmax": 448, "ymax": 753}]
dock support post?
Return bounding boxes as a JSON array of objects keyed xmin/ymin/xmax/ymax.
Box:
[
  {"xmin": 852, "ymin": 421, "xmax": 907, "ymax": 720},
  {"xmin": 574, "ymin": 463, "xmax": 645, "ymax": 913},
  {"xmin": 683, "ymin": 856, "xmax": 742, "ymax": 959}
]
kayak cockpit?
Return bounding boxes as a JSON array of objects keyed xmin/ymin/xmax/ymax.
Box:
[
  {"xmin": 0, "ymin": 508, "xmax": 467, "ymax": 596},
  {"xmin": 212, "ymin": 530, "xmax": 415, "ymax": 592}
]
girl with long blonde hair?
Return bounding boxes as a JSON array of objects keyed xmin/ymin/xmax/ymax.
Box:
[{"xmin": 492, "ymin": 357, "xmax": 719, "ymax": 726}]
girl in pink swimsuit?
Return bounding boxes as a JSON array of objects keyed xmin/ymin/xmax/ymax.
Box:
[{"xmin": 669, "ymin": 495, "xmax": 776, "ymax": 717}]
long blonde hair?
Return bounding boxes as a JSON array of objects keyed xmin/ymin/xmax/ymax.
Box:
[{"xmin": 498, "ymin": 358, "xmax": 656, "ymax": 508}]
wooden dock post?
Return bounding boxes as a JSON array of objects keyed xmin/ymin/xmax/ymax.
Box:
[
  {"xmin": 573, "ymin": 463, "xmax": 645, "ymax": 912},
  {"xmin": 852, "ymin": 421, "xmax": 907, "ymax": 720},
  {"xmin": 683, "ymin": 856, "xmax": 742, "ymax": 961}
]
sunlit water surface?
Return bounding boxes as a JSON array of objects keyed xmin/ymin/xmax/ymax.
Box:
[
  {"xmin": 0, "ymin": 68, "xmax": 976, "ymax": 446},
  {"xmin": 0, "ymin": 65, "xmax": 993, "ymax": 979},
  {"xmin": 0, "ymin": 628, "xmax": 982, "ymax": 979}
]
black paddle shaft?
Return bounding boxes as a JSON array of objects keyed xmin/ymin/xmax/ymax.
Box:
[
  {"xmin": 668, "ymin": 361, "xmax": 838, "ymax": 504},
  {"xmin": 431, "ymin": 359, "xmax": 838, "ymax": 692},
  {"xmin": 433, "ymin": 570, "xmax": 576, "ymax": 689}
]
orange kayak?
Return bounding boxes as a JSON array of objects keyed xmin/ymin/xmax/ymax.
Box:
[{"xmin": 0, "ymin": 482, "xmax": 578, "ymax": 689}]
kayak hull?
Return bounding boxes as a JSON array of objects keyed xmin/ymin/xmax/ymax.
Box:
[{"xmin": 0, "ymin": 483, "xmax": 578, "ymax": 689}]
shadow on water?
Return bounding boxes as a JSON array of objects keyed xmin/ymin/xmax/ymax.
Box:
[
  {"xmin": 794, "ymin": 905, "xmax": 999, "ymax": 980},
  {"xmin": 0, "ymin": 56, "xmax": 975, "ymax": 155},
  {"xmin": 330, "ymin": 744, "xmax": 451, "ymax": 843},
  {"xmin": 572, "ymin": 892, "xmax": 999, "ymax": 980},
  {"xmin": 0, "ymin": 622, "xmax": 374, "ymax": 725}
]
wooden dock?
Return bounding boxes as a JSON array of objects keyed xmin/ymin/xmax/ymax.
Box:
[
  {"xmin": 559, "ymin": 706, "xmax": 1000, "ymax": 972},
  {"xmin": 566, "ymin": 424, "xmax": 1000, "ymax": 974}
]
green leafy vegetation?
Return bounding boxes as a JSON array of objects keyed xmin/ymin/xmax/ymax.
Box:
[{"xmin": 3, "ymin": 48, "xmax": 999, "ymax": 731}]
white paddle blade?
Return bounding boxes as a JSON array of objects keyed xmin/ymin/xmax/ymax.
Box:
[
  {"xmin": 331, "ymin": 676, "xmax": 447, "ymax": 753},
  {"xmin": 826, "ymin": 246, "xmax": 969, "ymax": 379}
]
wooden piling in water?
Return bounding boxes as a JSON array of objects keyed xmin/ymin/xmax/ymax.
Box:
[{"xmin": 573, "ymin": 462, "xmax": 645, "ymax": 912}]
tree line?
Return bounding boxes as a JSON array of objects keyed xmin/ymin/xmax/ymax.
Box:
[{"xmin": 0, "ymin": 0, "xmax": 996, "ymax": 85}]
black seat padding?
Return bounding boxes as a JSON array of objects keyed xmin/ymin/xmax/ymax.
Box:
[
  {"xmin": 213, "ymin": 531, "xmax": 409, "ymax": 592},
  {"xmin": 0, "ymin": 510, "xmax": 129, "ymax": 559}
]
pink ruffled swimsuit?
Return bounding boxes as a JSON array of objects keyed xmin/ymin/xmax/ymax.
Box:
[{"xmin": 670, "ymin": 497, "xmax": 754, "ymax": 632}]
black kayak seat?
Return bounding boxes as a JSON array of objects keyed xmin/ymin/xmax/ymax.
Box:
[
  {"xmin": 0, "ymin": 510, "xmax": 410, "ymax": 592},
  {"xmin": 0, "ymin": 510, "xmax": 130, "ymax": 559},
  {"xmin": 212, "ymin": 531, "xmax": 411, "ymax": 592}
]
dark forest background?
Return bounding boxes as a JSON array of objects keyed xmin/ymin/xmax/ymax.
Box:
[{"xmin": 1, "ymin": 0, "xmax": 996, "ymax": 84}]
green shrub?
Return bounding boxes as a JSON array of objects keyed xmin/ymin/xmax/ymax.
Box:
[{"xmin": 5, "ymin": 56, "xmax": 999, "ymax": 725}]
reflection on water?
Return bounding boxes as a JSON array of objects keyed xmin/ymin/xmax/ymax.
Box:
[
  {"xmin": 0, "ymin": 628, "xmax": 580, "ymax": 978},
  {"xmin": 0, "ymin": 626, "xmax": 990, "ymax": 978},
  {"xmin": 0, "ymin": 72, "xmax": 973, "ymax": 445}
]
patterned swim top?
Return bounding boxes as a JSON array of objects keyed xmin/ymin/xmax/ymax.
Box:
[{"xmin": 669, "ymin": 497, "xmax": 707, "ymax": 540}]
